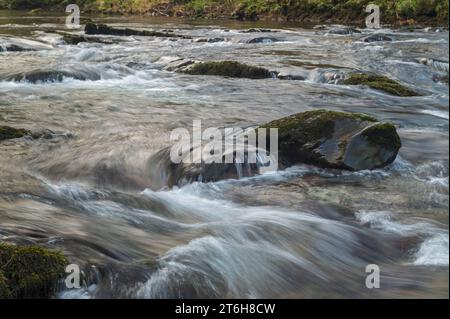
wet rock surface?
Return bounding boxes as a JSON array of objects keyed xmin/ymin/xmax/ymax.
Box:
[
  {"xmin": 245, "ymin": 37, "xmax": 282, "ymax": 44},
  {"xmin": 260, "ymin": 110, "xmax": 402, "ymax": 171},
  {"xmin": 4, "ymin": 68, "xmax": 101, "ymax": 83},
  {"xmin": 359, "ymin": 34, "xmax": 393, "ymax": 42},
  {"xmin": 180, "ymin": 61, "xmax": 276, "ymax": 79},
  {"xmin": 0, "ymin": 126, "xmax": 30, "ymax": 141},
  {"xmin": 84, "ymin": 23, "xmax": 190, "ymax": 39},
  {"xmin": 342, "ymin": 73, "xmax": 419, "ymax": 96}
]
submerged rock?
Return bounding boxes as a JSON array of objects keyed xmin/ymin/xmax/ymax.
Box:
[
  {"xmin": 148, "ymin": 127, "xmax": 274, "ymax": 187},
  {"xmin": 432, "ymin": 74, "xmax": 449, "ymax": 84},
  {"xmin": 0, "ymin": 126, "xmax": 64, "ymax": 142},
  {"xmin": 84, "ymin": 23, "xmax": 189, "ymax": 39},
  {"xmin": 277, "ymin": 70, "xmax": 306, "ymax": 81},
  {"xmin": 260, "ymin": 109, "xmax": 401, "ymax": 171},
  {"xmin": 0, "ymin": 126, "xmax": 30, "ymax": 141},
  {"xmin": 328, "ymin": 27, "xmax": 361, "ymax": 35},
  {"xmin": 61, "ymin": 34, "xmax": 118, "ymax": 45},
  {"xmin": 163, "ymin": 58, "xmax": 196, "ymax": 72},
  {"xmin": 61, "ymin": 34, "xmax": 89, "ymax": 45},
  {"xmin": 359, "ymin": 34, "xmax": 393, "ymax": 42},
  {"xmin": 246, "ymin": 37, "xmax": 282, "ymax": 44},
  {"xmin": 342, "ymin": 73, "xmax": 419, "ymax": 96},
  {"xmin": 5, "ymin": 68, "xmax": 101, "ymax": 83},
  {"xmin": 194, "ymin": 37, "xmax": 225, "ymax": 43},
  {"xmin": 241, "ymin": 28, "xmax": 275, "ymax": 33},
  {"xmin": 423, "ymin": 27, "xmax": 448, "ymax": 33},
  {"xmin": 181, "ymin": 61, "xmax": 276, "ymax": 79},
  {"xmin": 316, "ymin": 69, "xmax": 347, "ymax": 84},
  {"xmin": 0, "ymin": 243, "xmax": 67, "ymax": 298}
]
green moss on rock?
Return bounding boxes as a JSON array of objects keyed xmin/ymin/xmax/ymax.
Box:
[
  {"xmin": 261, "ymin": 109, "xmax": 377, "ymax": 137},
  {"xmin": 0, "ymin": 243, "xmax": 68, "ymax": 299},
  {"xmin": 0, "ymin": 126, "xmax": 30, "ymax": 141},
  {"xmin": 343, "ymin": 73, "xmax": 419, "ymax": 97},
  {"xmin": 182, "ymin": 61, "xmax": 274, "ymax": 79},
  {"xmin": 0, "ymin": 272, "xmax": 11, "ymax": 298},
  {"xmin": 259, "ymin": 109, "xmax": 401, "ymax": 171},
  {"xmin": 361, "ymin": 122, "xmax": 402, "ymax": 151}
]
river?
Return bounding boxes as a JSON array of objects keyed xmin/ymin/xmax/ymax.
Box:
[{"xmin": 0, "ymin": 10, "xmax": 448, "ymax": 298}]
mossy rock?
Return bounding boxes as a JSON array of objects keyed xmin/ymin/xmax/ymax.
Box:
[
  {"xmin": 0, "ymin": 243, "xmax": 68, "ymax": 299},
  {"xmin": 361, "ymin": 122, "xmax": 402, "ymax": 151},
  {"xmin": 0, "ymin": 272, "xmax": 11, "ymax": 298},
  {"xmin": 0, "ymin": 126, "xmax": 30, "ymax": 141},
  {"xmin": 182, "ymin": 61, "xmax": 274, "ymax": 79},
  {"xmin": 343, "ymin": 73, "xmax": 419, "ymax": 96},
  {"xmin": 260, "ymin": 109, "xmax": 401, "ymax": 171},
  {"xmin": 5, "ymin": 69, "xmax": 100, "ymax": 83},
  {"xmin": 84, "ymin": 23, "xmax": 186, "ymax": 38}
]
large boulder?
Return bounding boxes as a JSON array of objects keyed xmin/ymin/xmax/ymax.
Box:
[
  {"xmin": 152, "ymin": 110, "xmax": 401, "ymax": 188},
  {"xmin": 181, "ymin": 61, "xmax": 276, "ymax": 79},
  {"xmin": 0, "ymin": 243, "xmax": 67, "ymax": 298},
  {"xmin": 260, "ymin": 109, "xmax": 401, "ymax": 171},
  {"xmin": 0, "ymin": 44, "xmax": 35, "ymax": 52}
]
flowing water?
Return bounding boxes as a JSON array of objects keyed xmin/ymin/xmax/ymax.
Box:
[{"xmin": 0, "ymin": 10, "xmax": 448, "ymax": 298}]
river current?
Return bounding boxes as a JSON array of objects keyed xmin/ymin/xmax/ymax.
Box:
[{"xmin": 0, "ymin": 11, "xmax": 448, "ymax": 298}]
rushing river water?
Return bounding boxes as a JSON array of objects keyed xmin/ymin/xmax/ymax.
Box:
[{"xmin": 0, "ymin": 10, "xmax": 449, "ymax": 298}]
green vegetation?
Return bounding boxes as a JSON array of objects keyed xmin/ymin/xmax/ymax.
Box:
[
  {"xmin": 182, "ymin": 61, "xmax": 273, "ymax": 79},
  {"xmin": 0, "ymin": 0, "xmax": 74, "ymax": 10},
  {"xmin": 0, "ymin": 243, "xmax": 68, "ymax": 299},
  {"xmin": 0, "ymin": 0, "xmax": 448, "ymax": 23},
  {"xmin": 343, "ymin": 73, "xmax": 419, "ymax": 96},
  {"xmin": 0, "ymin": 125, "xmax": 30, "ymax": 141}
]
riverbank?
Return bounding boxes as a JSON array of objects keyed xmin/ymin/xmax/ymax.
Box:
[{"xmin": 0, "ymin": 0, "xmax": 448, "ymax": 26}]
